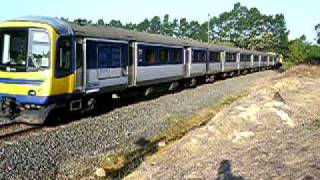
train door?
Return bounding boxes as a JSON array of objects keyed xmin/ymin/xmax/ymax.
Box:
[
  {"xmin": 75, "ymin": 39, "xmax": 84, "ymax": 92},
  {"xmin": 184, "ymin": 47, "xmax": 191, "ymax": 77},
  {"xmin": 96, "ymin": 44, "xmax": 123, "ymax": 79},
  {"xmin": 220, "ymin": 51, "xmax": 225, "ymax": 72},
  {"xmin": 128, "ymin": 41, "xmax": 137, "ymax": 87},
  {"xmin": 236, "ymin": 52, "xmax": 240, "ymax": 70}
]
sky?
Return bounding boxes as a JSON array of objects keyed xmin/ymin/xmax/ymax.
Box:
[{"xmin": 0, "ymin": 0, "xmax": 319, "ymax": 43}]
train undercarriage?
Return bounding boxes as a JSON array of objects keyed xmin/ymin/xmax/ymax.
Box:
[{"xmin": 0, "ymin": 97, "xmax": 55, "ymax": 124}]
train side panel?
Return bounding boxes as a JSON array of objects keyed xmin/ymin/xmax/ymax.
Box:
[
  {"xmin": 135, "ymin": 43, "xmax": 184, "ymax": 86},
  {"xmin": 85, "ymin": 39, "xmax": 129, "ymax": 93}
]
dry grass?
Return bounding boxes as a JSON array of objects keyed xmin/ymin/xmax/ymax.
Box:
[
  {"xmin": 283, "ymin": 65, "xmax": 320, "ymax": 78},
  {"xmin": 99, "ymin": 92, "xmax": 249, "ymax": 178},
  {"xmin": 152, "ymin": 94, "xmax": 247, "ymax": 143}
]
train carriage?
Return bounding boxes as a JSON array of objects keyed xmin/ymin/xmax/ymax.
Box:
[
  {"xmin": 135, "ymin": 42, "xmax": 185, "ymax": 86},
  {"xmin": 190, "ymin": 47, "xmax": 207, "ymax": 77},
  {"xmin": 239, "ymin": 51, "xmax": 252, "ymax": 70},
  {"xmin": 261, "ymin": 55, "xmax": 269, "ymax": 67},
  {"xmin": 0, "ymin": 16, "xmax": 279, "ymax": 124},
  {"xmin": 253, "ymin": 53, "xmax": 260, "ymax": 69},
  {"xmin": 224, "ymin": 50, "xmax": 239, "ymax": 72},
  {"xmin": 207, "ymin": 48, "xmax": 222, "ymax": 75}
]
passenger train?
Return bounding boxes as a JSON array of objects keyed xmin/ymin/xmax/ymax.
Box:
[{"xmin": 0, "ymin": 17, "xmax": 282, "ymax": 124}]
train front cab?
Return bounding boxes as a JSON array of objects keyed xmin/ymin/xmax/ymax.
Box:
[{"xmin": 0, "ymin": 20, "xmax": 79, "ymax": 124}]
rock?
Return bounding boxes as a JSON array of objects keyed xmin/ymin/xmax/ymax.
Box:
[
  {"xmin": 273, "ymin": 92, "xmax": 286, "ymax": 103},
  {"xmin": 184, "ymin": 171, "xmax": 203, "ymax": 179},
  {"xmin": 95, "ymin": 168, "xmax": 106, "ymax": 177},
  {"xmin": 158, "ymin": 141, "xmax": 166, "ymax": 147},
  {"xmin": 231, "ymin": 131, "xmax": 255, "ymax": 143},
  {"xmin": 273, "ymin": 109, "xmax": 294, "ymax": 127}
]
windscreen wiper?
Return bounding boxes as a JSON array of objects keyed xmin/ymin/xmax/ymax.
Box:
[{"xmin": 29, "ymin": 55, "xmax": 40, "ymax": 70}]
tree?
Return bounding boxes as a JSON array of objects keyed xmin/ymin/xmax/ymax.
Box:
[
  {"xmin": 162, "ymin": 14, "xmax": 173, "ymax": 36},
  {"xmin": 199, "ymin": 22, "xmax": 209, "ymax": 42},
  {"xmin": 315, "ymin": 23, "xmax": 320, "ymax": 44},
  {"xmin": 136, "ymin": 18, "xmax": 150, "ymax": 32},
  {"xmin": 97, "ymin": 19, "xmax": 104, "ymax": 25},
  {"xmin": 188, "ymin": 20, "xmax": 201, "ymax": 40},
  {"xmin": 108, "ymin": 20, "xmax": 123, "ymax": 28},
  {"xmin": 247, "ymin": 33, "xmax": 277, "ymax": 51},
  {"xmin": 287, "ymin": 36, "xmax": 308, "ymax": 64},
  {"xmin": 60, "ymin": 17, "xmax": 69, "ymax": 22},
  {"xmin": 209, "ymin": 2, "xmax": 289, "ymax": 52},
  {"xmin": 149, "ymin": 16, "xmax": 162, "ymax": 34},
  {"xmin": 170, "ymin": 18, "xmax": 179, "ymax": 37},
  {"xmin": 125, "ymin": 22, "xmax": 136, "ymax": 30},
  {"xmin": 72, "ymin": 2, "xmax": 289, "ymax": 54},
  {"xmin": 178, "ymin": 18, "xmax": 189, "ymax": 37},
  {"xmin": 74, "ymin": 18, "xmax": 92, "ymax": 26}
]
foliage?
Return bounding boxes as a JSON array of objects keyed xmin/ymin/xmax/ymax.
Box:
[
  {"xmin": 211, "ymin": 3, "xmax": 289, "ymax": 54},
  {"xmin": 287, "ymin": 36, "xmax": 308, "ymax": 64},
  {"xmin": 285, "ymin": 35, "xmax": 320, "ymax": 67},
  {"xmin": 63, "ymin": 2, "xmax": 320, "ymax": 68},
  {"xmin": 67, "ymin": 2, "xmax": 289, "ymax": 54},
  {"xmin": 315, "ymin": 23, "xmax": 320, "ymax": 44}
]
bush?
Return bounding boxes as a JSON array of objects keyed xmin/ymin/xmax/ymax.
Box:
[{"xmin": 285, "ymin": 36, "xmax": 320, "ymax": 68}]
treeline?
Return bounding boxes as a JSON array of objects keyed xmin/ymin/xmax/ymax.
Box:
[
  {"xmin": 287, "ymin": 35, "xmax": 320, "ymax": 67},
  {"xmin": 62, "ymin": 2, "xmax": 320, "ymax": 67}
]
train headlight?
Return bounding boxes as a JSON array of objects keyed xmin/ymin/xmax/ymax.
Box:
[{"xmin": 28, "ymin": 90, "xmax": 36, "ymax": 96}]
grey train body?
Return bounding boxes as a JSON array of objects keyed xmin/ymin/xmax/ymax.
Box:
[{"xmin": 11, "ymin": 17, "xmax": 280, "ymax": 111}]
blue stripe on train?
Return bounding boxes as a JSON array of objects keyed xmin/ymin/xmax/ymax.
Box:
[
  {"xmin": 0, "ymin": 78, "xmax": 44, "ymax": 85},
  {"xmin": 0, "ymin": 93, "xmax": 72, "ymax": 105}
]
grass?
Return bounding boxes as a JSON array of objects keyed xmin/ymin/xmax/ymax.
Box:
[
  {"xmin": 152, "ymin": 94, "xmax": 246, "ymax": 143},
  {"xmin": 313, "ymin": 119, "xmax": 320, "ymax": 129},
  {"xmin": 99, "ymin": 92, "xmax": 249, "ymax": 178}
]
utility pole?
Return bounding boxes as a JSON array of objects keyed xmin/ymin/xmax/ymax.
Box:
[{"xmin": 207, "ymin": 13, "xmax": 210, "ymax": 43}]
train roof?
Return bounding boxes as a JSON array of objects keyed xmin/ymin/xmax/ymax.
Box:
[{"xmin": 6, "ymin": 16, "xmax": 273, "ymax": 55}]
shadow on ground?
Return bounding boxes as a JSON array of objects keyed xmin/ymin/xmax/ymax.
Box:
[{"xmin": 216, "ymin": 160, "xmax": 244, "ymax": 180}]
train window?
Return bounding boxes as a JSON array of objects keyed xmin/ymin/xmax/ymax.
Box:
[
  {"xmin": 56, "ymin": 38, "xmax": 71, "ymax": 72},
  {"xmin": 209, "ymin": 51, "xmax": 220, "ymax": 62},
  {"xmin": 200, "ymin": 51, "xmax": 207, "ymax": 62},
  {"xmin": 192, "ymin": 51, "xmax": 198, "ymax": 62},
  {"xmin": 98, "ymin": 46, "xmax": 109, "ymax": 68},
  {"xmin": 76, "ymin": 43, "xmax": 83, "ymax": 68},
  {"xmin": 159, "ymin": 48, "xmax": 169, "ymax": 64},
  {"xmin": 170, "ymin": 48, "xmax": 182, "ymax": 63},
  {"xmin": 248, "ymin": 55, "xmax": 252, "ymax": 62},
  {"xmin": 0, "ymin": 29, "xmax": 28, "ymax": 70},
  {"xmin": 145, "ymin": 47, "xmax": 156, "ymax": 65},
  {"xmin": 241, "ymin": 54, "xmax": 251, "ymax": 62},
  {"xmin": 193, "ymin": 50, "xmax": 206, "ymax": 62},
  {"xmin": 98, "ymin": 46, "xmax": 121, "ymax": 68},
  {"xmin": 111, "ymin": 47, "xmax": 121, "ymax": 67},
  {"xmin": 262, "ymin": 56, "xmax": 268, "ymax": 62},
  {"xmin": 30, "ymin": 30, "xmax": 50, "ymax": 69},
  {"xmin": 254, "ymin": 55, "xmax": 259, "ymax": 62},
  {"xmin": 226, "ymin": 53, "xmax": 236, "ymax": 62},
  {"xmin": 271, "ymin": 56, "xmax": 275, "ymax": 62},
  {"xmin": 240, "ymin": 54, "xmax": 245, "ymax": 62},
  {"xmin": 138, "ymin": 48, "xmax": 143, "ymax": 63}
]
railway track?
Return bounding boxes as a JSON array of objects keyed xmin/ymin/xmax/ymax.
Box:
[{"xmin": 0, "ymin": 120, "xmax": 42, "ymax": 143}]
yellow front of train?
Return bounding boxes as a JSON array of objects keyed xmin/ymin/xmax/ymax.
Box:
[{"xmin": 0, "ymin": 18, "xmax": 76, "ymax": 124}]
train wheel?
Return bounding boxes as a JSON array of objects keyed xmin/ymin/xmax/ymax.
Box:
[
  {"xmin": 190, "ymin": 78, "xmax": 197, "ymax": 87},
  {"xmin": 206, "ymin": 75, "xmax": 215, "ymax": 83}
]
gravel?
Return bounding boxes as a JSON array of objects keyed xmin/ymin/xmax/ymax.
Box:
[{"xmin": 0, "ymin": 71, "xmax": 276, "ymax": 179}]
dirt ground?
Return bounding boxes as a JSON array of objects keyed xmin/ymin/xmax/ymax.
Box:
[{"xmin": 124, "ymin": 65, "xmax": 320, "ymax": 180}]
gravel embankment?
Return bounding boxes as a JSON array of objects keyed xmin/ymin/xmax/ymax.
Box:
[{"xmin": 0, "ymin": 71, "xmax": 276, "ymax": 179}]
